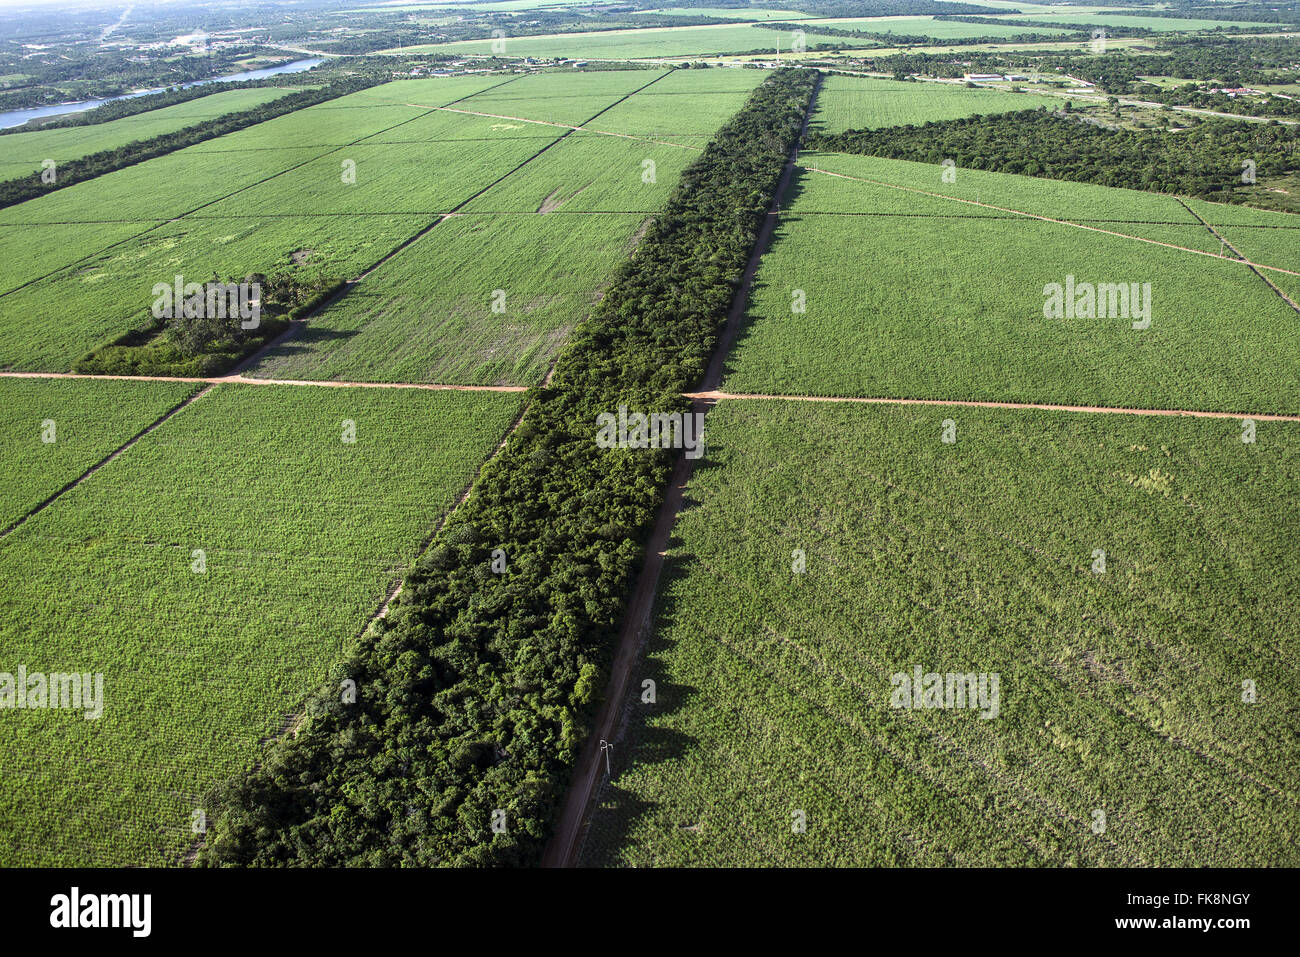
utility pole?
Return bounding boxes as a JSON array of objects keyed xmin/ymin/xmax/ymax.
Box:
[{"xmin": 599, "ymin": 739, "xmax": 613, "ymax": 776}]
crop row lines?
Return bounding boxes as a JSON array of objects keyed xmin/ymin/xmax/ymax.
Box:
[
  {"xmin": 686, "ymin": 391, "xmax": 1300, "ymax": 422},
  {"xmin": 797, "ymin": 165, "xmax": 1300, "ymax": 278}
]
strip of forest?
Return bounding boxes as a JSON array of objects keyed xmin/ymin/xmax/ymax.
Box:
[
  {"xmin": 807, "ymin": 107, "xmax": 1300, "ymax": 208},
  {"xmin": 196, "ymin": 67, "xmax": 820, "ymax": 868},
  {"xmin": 0, "ymin": 77, "xmax": 381, "ymax": 210}
]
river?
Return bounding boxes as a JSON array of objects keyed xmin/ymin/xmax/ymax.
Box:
[{"xmin": 0, "ymin": 58, "xmax": 324, "ymax": 131}]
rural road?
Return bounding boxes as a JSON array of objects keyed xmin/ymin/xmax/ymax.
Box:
[
  {"xmin": 540, "ymin": 72, "xmax": 823, "ymax": 868},
  {"xmin": 685, "ymin": 391, "xmax": 1300, "ymax": 423},
  {"xmin": 0, "ymin": 370, "xmax": 527, "ymax": 391}
]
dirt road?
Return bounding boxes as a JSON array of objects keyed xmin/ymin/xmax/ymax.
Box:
[{"xmin": 540, "ymin": 73, "xmax": 823, "ymax": 868}]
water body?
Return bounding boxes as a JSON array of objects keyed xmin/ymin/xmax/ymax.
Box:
[{"xmin": 0, "ymin": 58, "xmax": 323, "ymax": 130}]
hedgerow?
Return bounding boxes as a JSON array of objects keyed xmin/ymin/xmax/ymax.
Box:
[
  {"xmin": 198, "ymin": 67, "xmax": 820, "ymax": 867},
  {"xmin": 0, "ymin": 78, "xmax": 381, "ymax": 210}
]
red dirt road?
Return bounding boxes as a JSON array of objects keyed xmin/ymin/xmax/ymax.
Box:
[
  {"xmin": 685, "ymin": 390, "xmax": 1300, "ymax": 423},
  {"xmin": 540, "ymin": 73, "xmax": 824, "ymax": 868}
]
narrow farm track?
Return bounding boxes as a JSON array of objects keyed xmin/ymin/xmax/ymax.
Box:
[
  {"xmin": 800, "ymin": 165, "xmax": 1300, "ymax": 278},
  {"xmin": 230, "ymin": 70, "xmax": 680, "ymax": 373},
  {"xmin": 0, "ymin": 371, "xmax": 527, "ymax": 392},
  {"xmin": 0, "ymin": 385, "xmax": 214, "ymax": 542},
  {"xmin": 0, "ymin": 73, "xmax": 531, "ymax": 303},
  {"xmin": 414, "ymin": 104, "xmax": 705, "ymax": 152},
  {"xmin": 542, "ymin": 72, "xmax": 824, "ymax": 869},
  {"xmin": 1176, "ymin": 197, "xmax": 1300, "ymax": 314},
  {"xmin": 686, "ymin": 390, "xmax": 1300, "ymax": 423}
]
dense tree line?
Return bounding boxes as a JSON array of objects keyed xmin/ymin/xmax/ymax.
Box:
[
  {"xmin": 1092, "ymin": 0, "xmax": 1300, "ymax": 24},
  {"xmin": 808, "ymin": 107, "xmax": 1299, "ymax": 206},
  {"xmin": 755, "ymin": 20, "xmax": 1081, "ymax": 47},
  {"xmin": 0, "ymin": 78, "xmax": 380, "ymax": 210},
  {"xmin": 725, "ymin": 0, "xmax": 992, "ymax": 15},
  {"xmin": 1034, "ymin": 38, "xmax": 1300, "ymax": 94},
  {"xmin": 196, "ymin": 68, "xmax": 820, "ymax": 868}
]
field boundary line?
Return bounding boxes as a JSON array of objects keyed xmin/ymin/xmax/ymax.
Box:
[
  {"xmin": 799, "ymin": 165, "xmax": 1300, "ymax": 278},
  {"xmin": 0, "ymin": 371, "xmax": 527, "ymax": 391},
  {"xmin": 543, "ymin": 71, "xmax": 823, "ymax": 869},
  {"xmin": 236, "ymin": 72, "xmax": 678, "ymax": 378},
  {"xmin": 419, "ymin": 104, "xmax": 704, "ymax": 152},
  {"xmin": 182, "ymin": 383, "xmax": 537, "ymax": 865},
  {"xmin": 1176, "ymin": 198, "xmax": 1300, "ymax": 314},
  {"xmin": 686, "ymin": 390, "xmax": 1300, "ymax": 422},
  {"xmin": 0, "ymin": 384, "xmax": 213, "ymax": 543},
  {"xmin": 0, "ymin": 74, "xmax": 529, "ymax": 304}
]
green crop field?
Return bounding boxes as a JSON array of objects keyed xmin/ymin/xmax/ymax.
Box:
[
  {"xmin": 3, "ymin": 23, "xmax": 1294, "ymax": 888},
  {"xmin": 721, "ymin": 155, "xmax": 1300, "ymax": 414},
  {"xmin": 396, "ymin": 24, "xmax": 888, "ymax": 59},
  {"xmin": 646, "ymin": 7, "xmax": 812, "ymax": 20},
  {"xmin": 581, "ymin": 400, "xmax": 1300, "ymax": 867},
  {"xmin": 0, "ymin": 214, "xmax": 433, "ymax": 371},
  {"xmin": 0, "ymin": 377, "xmax": 197, "ymax": 529},
  {"xmin": 447, "ymin": 69, "xmax": 671, "ymax": 125},
  {"xmin": 196, "ymin": 123, "xmax": 565, "ymax": 217},
  {"xmin": 0, "ymin": 383, "xmax": 524, "ymax": 866},
  {"xmin": 3, "ymin": 74, "xmax": 680, "ymax": 372},
  {"xmin": 792, "ymin": 150, "xmax": 1200, "ymax": 223},
  {"xmin": 249, "ymin": 213, "xmax": 647, "ymax": 385},
  {"xmin": 0, "ymin": 88, "xmax": 298, "ymax": 177},
  {"xmin": 0, "ymin": 221, "xmax": 167, "ymax": 297},
  {"xmin": 811, "ymin": 75, "xmax": 1061, "ymax": 134},
  {"xmin": 799, "ymin": 16, "xmax": 1075, "ymax": 39},
  {"xmin": 244, "ymin": 70, "xmax": 763, "ymax": 387},
  {"xmin": 0, "ymin": 71, "xmax": 738, "ymax": 374},
  {"xmin": 585, "ymin": 67, "xmax": 764, "ymax": 144},
  {"xmin": 461, "ymin": 131, "xmax": 699, "ymax": 212},
  {"xmin": 1, "ymin": 145, "xmax": 327, "ymax": 225}
]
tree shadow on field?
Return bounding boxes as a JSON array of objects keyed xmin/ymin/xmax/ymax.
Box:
[
  {"xmin": 251, "ymin": 326, "xmax": 361, "ymax": 364},
  {"xmin": 577, "ymin": 458, "xmax": 730, "ymax": 865},
  {"xmin": 715, "ymin": 201, "xmax": 802, "ymax": 389},
  {"xmin": 782, "ymin": 161, "xmax": 815, "ymax": 209}
]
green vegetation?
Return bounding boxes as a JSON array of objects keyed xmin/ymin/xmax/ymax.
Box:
[
  {"xmin": 581, "ymin": 400, "xmax": 1300, "ymax": 866},
  {"xmin": 0, "ymin": 383, "xmax": 525, "ymax": 866},
  {"xmin": 584, "ymin": 67, "xmax": 764, "ymax": 144},
  {"xmin": 0, "ymin": 87, "xmax": 296, "ymax": 177},
  {"xmin": 444, "ymin": 69, "xmax": 670, "ymax": 125},
  {"xmin": 0, "ymin": 80, "xmax": 384, "ymax": 210},
  {"xmin": 811, "ymin": 75, "xmax": 1060, "ymax": 134},
  {"xmin": 807, "ymin": 108, "xmax": 1300, "ymax": 212},
  {"xmin": 75, "ymin": 270, "xmax": 340, "ymax": 378},
  {"xmin": 0, "ymin": 76, "xmax": 587, "ymax": 372},
  {"xmin": 461, "ymin": 131, "xmax": 700, "ymax": 211},
  {"xmin": 722, "ymin": 155, "xmax": 1300, "ymax": 413},
  {"xmin": 247, "ymin": 68, "xmax": 768, "ymax": 388},
  {"xmin": 0, "ymin": 214, "xmax": 431, "ymax": 372},
  {"xmin": 985, "ymin": 12, "xmax": 1273, "ymax": 31},
  {"xmin": 0, "ymin": 377, "xmax": 197, "ymax": 530},
  {"xmin": 249, "ymin": 213, "xmax": 647, "ymax": 386},
  {"xmin": 398, "ymin": 24, "xmax": 883, "ymax": 58},
  {"xmin": 196, "ymin": 68, "xmax": 819, "ymax": 868}
]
